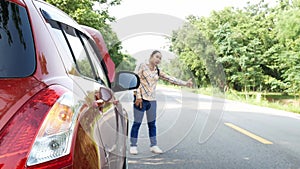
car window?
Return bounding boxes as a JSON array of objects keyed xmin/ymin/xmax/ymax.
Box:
[
  {"xmin": 0, "ymin": 1, "xmax": 35, "ymax": 78},
  {"xmin": 35, "ymin": 1, "xmax": 109, "ymax": 86},
  {"xmin": 45, "ymin": 21, "xmax": 77, "ymax": 75},
  {"xmin": 62, "ymin": 25, "xmax": 95, "ymax": 79},
  {"xmin": 79, "ymin": 34, "xmax": 109, "ymax": 86}
]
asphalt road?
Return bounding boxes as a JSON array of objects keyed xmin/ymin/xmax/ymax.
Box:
[{"xmin": 117, "ymin": 86, "xmax": 300, "ymax": 169}]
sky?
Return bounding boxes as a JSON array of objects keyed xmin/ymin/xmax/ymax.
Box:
[
  {"xmin": 109, "ymin": 0, "xmax": 253, "ymax": 20},
  {"xmin": 107, "ymin": 0, "xmax": 275, "ymax": 64}
]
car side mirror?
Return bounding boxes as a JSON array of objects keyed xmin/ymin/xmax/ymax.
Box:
[{"xmin": 111, "ymin": 71, "xmax": 140, "ymax": 92}]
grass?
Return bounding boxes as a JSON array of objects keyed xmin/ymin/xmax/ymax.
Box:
[
  {"xmin": 159, "ymin": 84, "xmax": 300, "ymax": 114},
  {"xmin": 197, "ymin": 87, "xmax": 300, "ymax": 114}
]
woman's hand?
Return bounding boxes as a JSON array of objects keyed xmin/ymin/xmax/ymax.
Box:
[
  {"xmin": 135, "ymin": 98, "xmax": 143, "ymax": 109},
  {"xmin": 186, "ymin": 78, "xmax": 193, "ymax": 88}
]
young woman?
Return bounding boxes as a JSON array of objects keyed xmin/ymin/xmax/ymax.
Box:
[{"xmin": 130, "ymin": 50, "xmax": 193, "ymax": 155}]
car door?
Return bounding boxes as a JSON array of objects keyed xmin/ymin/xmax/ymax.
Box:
[
  {"xmin": 78, "ymin": 32, "xmax": 125, "ymax": 169},
  {"xmin": 82, "ymin": 25, "xmax": 129, "ymax": 168},
  {"xmin": 61, "ymin": 25, "xmax": 122, "ymax": 169}
]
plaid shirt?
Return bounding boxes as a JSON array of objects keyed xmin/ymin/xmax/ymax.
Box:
[{"xmin": 135, "ymin": 63, "xmax": 187, "ymax": 101}]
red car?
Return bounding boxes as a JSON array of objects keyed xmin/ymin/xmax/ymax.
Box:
[{"xmin": 0, "ymin": 0, "xmax": 139, "ymax": 168}]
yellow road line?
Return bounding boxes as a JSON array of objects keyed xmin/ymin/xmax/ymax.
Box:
[{"xmin": 224, "ymin": 123, "xmax": 273, "ymax": 145}]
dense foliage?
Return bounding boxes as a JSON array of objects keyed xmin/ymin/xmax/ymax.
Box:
[{"xmin": 170, "ymin": 0, "xmax": 300, "ymax": 95}]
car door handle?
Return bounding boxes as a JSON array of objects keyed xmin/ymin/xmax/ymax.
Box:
[{"xmin": 93, "ymin": 99, "xmax": 105, "ymax": 111}]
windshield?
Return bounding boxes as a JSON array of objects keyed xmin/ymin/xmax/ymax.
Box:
[{"xmin": 0, "ymin": 1, "xmax": 35, "ymax": 78}]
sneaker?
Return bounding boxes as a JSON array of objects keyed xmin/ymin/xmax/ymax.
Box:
[
  {"xmin": 130, "ymin": 146, "xmax": 138, "ymax": 155},
  {"xmin": 150, "ymin": 146, "xmax": 163, "ymax": 154}
]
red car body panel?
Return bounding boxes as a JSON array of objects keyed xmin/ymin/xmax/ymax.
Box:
[
  {"xmin": 27, "ymin": 1, "xmax": 70, "ymax": 83},
  {"xmin": 0, "ymin": 78, "xmax": 45, "ymax": 130},
  {"xmin": 0, "ymin": 78, "xmax": 45, "ymax": 168}
]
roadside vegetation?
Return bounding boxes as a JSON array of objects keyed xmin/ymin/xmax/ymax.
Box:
[
  {"xmin": 162, "ymin": 0, "xmax": 300, "ymax": 114},
  {"xmin": 158, "ymin": 84, "xmax": 300, "ymax": 114},
  {"xmin": 196, "ymin": 87, "xmax": 300, "ymax": 114}
]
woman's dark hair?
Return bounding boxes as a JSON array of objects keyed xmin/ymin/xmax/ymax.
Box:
[{"xmin": 150, "ymin": 50, "xmax": 161, "ymax": 57}]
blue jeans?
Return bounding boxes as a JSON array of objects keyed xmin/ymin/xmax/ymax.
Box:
[{"xmin": 130, "ymin": 99, "xmax": 157, "ymax": 147}]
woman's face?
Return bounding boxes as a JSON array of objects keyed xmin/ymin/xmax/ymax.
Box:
[{"xmin": 150, "ymin": 52, "xmax": 162, "ymax": 65}]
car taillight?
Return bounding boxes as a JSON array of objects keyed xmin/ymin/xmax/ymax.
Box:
[
  {"xmin": 26, "ymin": 91, "xmax": 78, "ymax": 167},
  {"xmin": 0, "ymin": 86, "xmax": 65, "ymax": 169}
]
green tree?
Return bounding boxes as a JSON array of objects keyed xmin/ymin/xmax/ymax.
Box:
[
  {"xmin": 170, "ymin": 0, "xmax": 298, "ymax": 93},
  {"xmin": 275, "ymin": 6, "xmax": 300, "ymax": 95},
  {"xmin": 159, "ymin": 58, "xmax": 194, "ymax": 86},
  {"xmin": 171, "ymin": 22, "xmax": 226, "ymax": 91}
]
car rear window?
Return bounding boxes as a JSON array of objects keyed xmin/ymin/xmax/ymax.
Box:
[{"xmin": 0, "ymin": 1, "xmax": 35, "ymax": 78}]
